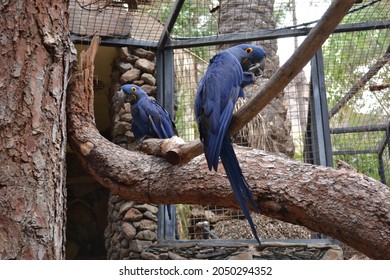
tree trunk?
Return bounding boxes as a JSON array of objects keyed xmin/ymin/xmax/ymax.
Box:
[
  {"xmin": 67, "ymin": 34, "xmax": 389, "ymax": 259},
  {"xmin": 0, "ymin": 0, "xmax": 72, "ymax": 259}
]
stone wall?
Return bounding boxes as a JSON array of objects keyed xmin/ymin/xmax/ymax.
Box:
[
  {"xmin": 141, "ymin": 242, "xmax": 343, "ymax": 260},
  {"xmin": 105, "ymin": 195, "xmax": 158, "ymax": 259}
]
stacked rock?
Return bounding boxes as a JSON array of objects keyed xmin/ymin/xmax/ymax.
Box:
[
  {"xmin": 141, "ymin": 242, "xmax": 342, "ymax": 260},
  {"xmin": 105, "ymin": 195, "xmax": 159, "ymax": 260}
]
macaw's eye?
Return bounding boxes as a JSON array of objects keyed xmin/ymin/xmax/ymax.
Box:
[
  {"xmin": 131, "ymin": 87, "xmax": 137, "ymax": 92},
  {"xmin": 245, "ymin": 47, "xmax": 253, "ymax": 54}
]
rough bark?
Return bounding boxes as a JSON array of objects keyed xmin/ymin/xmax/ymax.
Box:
[
  {"xmin": 0, "ymin": 1, "xmax": 72, "ymax": 259},
  {"xmin": 68, "ymin": 32, "xmax": 389, "ymax": 259}
]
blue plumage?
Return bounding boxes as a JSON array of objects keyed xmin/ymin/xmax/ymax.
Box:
[
  {"xmin": 122, "ymin": 84, "xmax": 177, "ymax": 141},
  {"xmin": 194, "ymin": 44, "xmax": 266, "ymax": 244},
  {"xmin": 122, "ymin": 84, "xmax": 177, "ymax": 219}
]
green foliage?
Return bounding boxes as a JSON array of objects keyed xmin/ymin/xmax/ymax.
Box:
[
  {"xmin": 323, "ymin": 0, "xmax": 389, "ymax": 112},
  {"xmin": 322, "ymin": 0, "xmax": 389, "ymax": 184},
  {"xmin": 323, "ymin": 30, "xmax": 389, "ymax": 112},
  {"xmin": 274, "ymin": 0, "xmax": 294, "ymax": 26},
  {"xmin": 172, "ymin": 0, "xmax": 218, "ymax": 38},
  {"xmin": 155, "ymin": 0, "xmax": 218, "ymax": 41},
  {"xmin": 175, "ymin": 204, "xmax": 192, "ymax": 239},
  {"xmin": 333, "ymin": 153, "xmax": 383, "ymax": 182}
]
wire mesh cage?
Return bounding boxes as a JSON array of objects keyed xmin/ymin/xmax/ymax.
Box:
[
  {"xmin": 69, "ymin": 0, "xmax": 390, "ymax": 244},
  {"xmin": 70, "ymin": 0, "xmax": 168, "ymax": 43},
  {"xmin": 325, "ymin": 28, "xmax": 389, "ymax": 185}
]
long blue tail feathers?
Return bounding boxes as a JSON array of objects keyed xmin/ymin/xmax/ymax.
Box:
[{"xmin": 220, "ymin": 135, "xmax": 261, "ymax": 244}]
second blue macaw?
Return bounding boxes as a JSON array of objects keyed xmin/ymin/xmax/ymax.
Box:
[
  {"xmin": 194, "ymin": 44, "xmax": 266, "ymax": 244},
  {"xmin": 122, "ymin": 84, "xmax": 177, "ymax": 219}
]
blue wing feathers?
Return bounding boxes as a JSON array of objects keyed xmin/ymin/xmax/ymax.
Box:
[
  {"xmin": 209, "ymin": 98, "xmax": 234, "ymax": 171},
  {"xmin": 132, "ymin": 95, "xmax": 176, "ymax": 139},
  {"xmin": 195, "ymin": 52, "xmax": 243, "ymax": 171}
]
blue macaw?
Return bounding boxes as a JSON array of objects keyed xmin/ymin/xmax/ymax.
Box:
[
  {"xmin": 122, "ymin": 84, "xmax": 177, "ymax": 141},
  {"xmin": 194, "ymin": 44, "xmax": 266, "ymax": 244},
  {"xmin": 122, "ymin": 84, "xmax": 177, "ymax": 219}
]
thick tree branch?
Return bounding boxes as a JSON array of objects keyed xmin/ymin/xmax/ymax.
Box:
[
  {"xmin": 67, "ymin": 34, "xmax": 390, "ymax": 259},
  {"xmin": 150, "ymin": 0, "xmax": 358, "ymax": 165}
]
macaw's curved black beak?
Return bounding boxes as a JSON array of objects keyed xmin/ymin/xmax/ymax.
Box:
[
  {"xmin": 122, "ymin": 91, "xmax": 137, "ymax": 104},
  {"xmin": 249, "ymin": 59, "xmax": 266, "ymax": 77}
]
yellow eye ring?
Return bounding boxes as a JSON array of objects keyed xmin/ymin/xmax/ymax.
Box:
[
  {"xmin": 131, "ymin": 86, "xmax": 137, "ymax": 92},
  {"xmin": 245, "ymin": 47, "xmax": 253, "ymax": 54}
]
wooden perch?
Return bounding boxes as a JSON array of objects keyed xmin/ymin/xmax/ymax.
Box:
[
  {"xmin": 138, "ymin": 136, "xmax": 198, "ymax": 165},
  {"xmin": 329, "ymin": 44, "xmax": 390, "ymax": 119},
  {"xmin": 67, "ymin": 1, "xmax": 390, "ymax": 259},
  {"xmin": 369, "ymin": 83, "xmax": 390, "ymax": 92}
]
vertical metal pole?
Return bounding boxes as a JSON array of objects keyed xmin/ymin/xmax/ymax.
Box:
[
  {"xmin": 311, "ymin": 49, "xmax": 333, "ymax": 167},
  {"xmin": 378, "ymin": 154, "xmax": 386, "ymax": 184},
  {"xmin": 387, "ymin": 125, "xmax": 390, "ymax": 185},
  {"xmin": 156, "ymin": 49, "xmax": 164, "ymax": 242},
  {"xmin": 156, "ymin": 51, "xmax": 164, "ymax": 105},
  {"xmin": 378, "ymin": 125, "xmax": 390, "ymax": 185},
  {"xmin": 159, "ymin": 48, "xmax": 175, "ymax": 117},
  {"xmin": 156, "ymin": 48, "xmax": 177, "ymax": 242},
  {"xmin": 310, "ymin": 49, "xmax": 338, "ymax": 242},
  {"xmin": 155, "ymin": 0, "xmax": 186, "ymax": 243}
]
